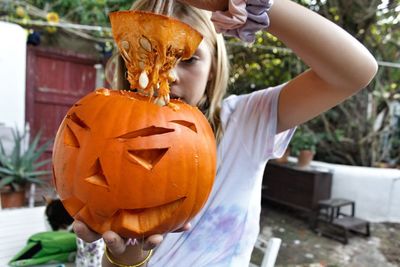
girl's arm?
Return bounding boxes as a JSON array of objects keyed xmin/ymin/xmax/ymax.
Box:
[
  {"xmin": 267, "ymin": 0, "xmax": 378, "ymax": 133},
  {"xmin": 179, "ymin": 0, "xmax": 377, "ymax": 132},
  {"xmin": 178, "ymin": 0, "xmax": 377, "ymax": 133}
]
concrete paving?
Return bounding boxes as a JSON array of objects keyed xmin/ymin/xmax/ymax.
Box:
[{"xmin": 251, "ymin": 203, "xmax": 400, "ymax": 267}]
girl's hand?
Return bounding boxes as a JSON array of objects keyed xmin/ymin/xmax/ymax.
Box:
[
  {"xmin": 73, "ymin": 220, "xmax": 191, "ymax": 265},
  {"xmin": 177, "ymin": 0, "xmax": 228, "ymax": 12}
]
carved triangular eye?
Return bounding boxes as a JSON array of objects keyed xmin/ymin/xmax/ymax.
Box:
[
  {"xmin": 85, "ymin": 159, "xmax": 109, "ymax": 188},
  {"xmin": 127, "ymin": 148, "xmax": 169, "ymax": 170},
  {"xmin": 117, "ymin": 126, "xmax": 174, "ymax": 140},
  {"xmin": 64, "ymin": 124, "xmax": 80, "ymax": 148},
  {"xmin": 67, "ymin": 112, "xmax": 90, "ymax": 130},
  {"xmin": 170, "ymin": 120, "xmax": 197, "ymax": 133}
]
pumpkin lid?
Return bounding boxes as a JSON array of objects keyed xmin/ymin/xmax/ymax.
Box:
[{"xmin": 109, "ymin": 10, "xmax": 203, "ymax": 106}]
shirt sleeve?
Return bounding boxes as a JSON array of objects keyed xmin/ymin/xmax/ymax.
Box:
[{"xmin": 223, "ymin": 83, "xmax": 296, "ymax": 161}]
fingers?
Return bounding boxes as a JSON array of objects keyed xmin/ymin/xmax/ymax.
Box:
[
  {"xmin": 173, "ymin": 222, "xmax": 192, "ymax": 233},
  {"xmin": 73, "ymin": 220, "xmax": 101, "ymax": 243},
  {"xmin": 139, "ymin": 223, "xmax": 191, "ymax": 250},
  {"xmin": 102, "ymin": 232, "xmax": 162, "ymax": 259},
  {"xmin": 73, "ymin": 220, "xmax": 190, "ymax": 254},
  {"xmin": 143, "ymin": 234, "xmax": 163, "ymax": 251},
  {"xmin": 103, "ymin": 231, "xmax": 127, "ymax": 255}
]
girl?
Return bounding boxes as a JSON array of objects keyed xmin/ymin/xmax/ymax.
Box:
[{"xmin": 73, "ymin": 0, "xmax": 377, "ymax": 266}]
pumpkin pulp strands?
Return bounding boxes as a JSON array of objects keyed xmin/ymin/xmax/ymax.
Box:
[{"xmin": 109, "ymin": 9, "xmax": 202, "ymax": 108}]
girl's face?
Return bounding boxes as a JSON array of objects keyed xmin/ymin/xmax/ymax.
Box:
[{"xmin": 170, "ymin": 40, "xmax": 213, "ymax": 106}]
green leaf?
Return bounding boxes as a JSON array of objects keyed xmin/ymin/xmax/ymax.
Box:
[
  {"xmin": 12, "ymin": 182, "xmax": 21, "ymax": 192},
  {"xmin": 0, "ymin": 126, "xmax": 51, "ymax": 188},
  {"xmin": 32, "ymin": 158, "xmax": 52, "ymax": 169},
  {"xmin": 21, "ymin": 129, "xmax": 43, "ymax": 167},
  {"xmin": 24, "ymin": 176, "xmax": 45, "ymax": 185},
  {"xmin": 26, "ymin": 170, "xmax": 52, "ymax": 177},
  {"xmin": 0, "ymin": 167, "xmax": 14, "ymax": 175},
  {"xmin": 31, "ymin": 138, "xmax": 53, "ymax": 164},
  {"xmin": 11, "ymin": 128, "xmax": 24, "ymax": 167},
  {"xmin": 0, "ymin": 140, "xmax": 7, "ymax": 157},
  {"xmin": 0, "ymin": 176, "xmax": 15, "ymax": 189}
]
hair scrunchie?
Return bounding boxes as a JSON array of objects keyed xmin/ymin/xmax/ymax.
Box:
[{"xmin": 211, "ymin": 0, "xmax": 274, "ymax": 42}]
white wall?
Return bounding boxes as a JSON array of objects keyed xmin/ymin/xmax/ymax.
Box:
[
  {"xmin": 0, "ymin": 22, "xmax": 26, "ymax": 130},
  {"xmin": 290, "ymin": 158, "xmax": 400, "ymax": 223}
]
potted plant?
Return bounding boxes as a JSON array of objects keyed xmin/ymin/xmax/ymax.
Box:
[
  {"xmin": 290, "ymin": 128, "xmax": 318, "ymax": 168},
  {"xmin": 0, "ymin": 127, "xmax": 52, "ymax": 208}
]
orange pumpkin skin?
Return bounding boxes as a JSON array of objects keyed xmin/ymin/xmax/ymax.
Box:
[{"xmin": 52, "ymin": 89, "xmax": 216, "ymax": 238}]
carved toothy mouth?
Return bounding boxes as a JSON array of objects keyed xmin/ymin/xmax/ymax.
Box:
[{"xmin": 114, "ymin": 197, "xmax": 186, "ymax": 234}]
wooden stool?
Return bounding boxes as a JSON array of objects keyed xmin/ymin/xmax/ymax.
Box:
[{"xmin": 313, "ymin": 198, "xmax": 370, "ymax": 244}]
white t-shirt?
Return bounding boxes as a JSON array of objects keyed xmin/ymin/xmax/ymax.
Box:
[
  {"xmin": 149, "ymin": 84, "xmax": 295, "ymax": 266},
  {"xmin": 76, "ymin": 84, "xmax": 295, "ymax": 267}
]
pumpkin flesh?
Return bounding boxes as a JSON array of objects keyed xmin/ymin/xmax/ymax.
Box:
[{"xmin": 109, "ymin": 10, "xmax": 203, "ymax": 106}]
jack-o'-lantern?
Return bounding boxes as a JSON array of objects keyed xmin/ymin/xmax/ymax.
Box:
[{"xmin": 52, "ymin": 11, "xmax": 216, "ymax": 238}]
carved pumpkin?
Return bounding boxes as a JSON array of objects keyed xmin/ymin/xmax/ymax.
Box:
[
  {"xmin": 53, "ymin": 89, "xmax": 216, "ymax": 237},
  {"xmin": 52, "ymin": 11, "xmax": 216, "ymax": 238}
]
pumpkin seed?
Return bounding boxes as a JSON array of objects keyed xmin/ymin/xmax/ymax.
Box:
[
  {"xmin": 138, "ymin": 61, "xmax": 145, "ymax": 70},
  {"xmin": 139, "ymin": 53, "xmax": 147, "ymax": 60},
  {"xmin": 139, "ymin": 36, "xmax": 152, "ymax": 52},
  {"xmin": 154, "ymin": 96, "xmax": 166, "ymax": 106},
  {"xmin": 168, "ymin": 69, "xmax": 177, "ymax": 82},
  {"xmin": 163, "ymin": 94, "xmax": 170, "ymax": 104},
  {"xmin": 96, "ymin": 88, "xmax": 110, "ymax": 96},
  {"xmin": 120, "ymin": 40, "xmax": 130, "ymax": 50},
  {"xmin": 138, "ymin": 70, "xmax": 149, "ymax": 89}
]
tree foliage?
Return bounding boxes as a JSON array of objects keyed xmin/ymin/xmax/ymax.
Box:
[
  {"xmin": 25, "ymin": 0, "xmax": 132, "ymax": 26},
  {"xmin": 227, "ymin": 0, "xmax": 400, "ymax": 166}
]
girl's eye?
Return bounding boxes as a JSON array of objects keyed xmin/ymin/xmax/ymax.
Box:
[{"xmin": 181, "ymin": 56, "xmax": 199, "ymax": 65}]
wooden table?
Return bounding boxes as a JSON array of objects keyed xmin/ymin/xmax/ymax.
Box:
[
  {"xmin": 314, "ymin": 198, "xmax": 371, "ymax": 244},
  {"xmin": 262, "ymin": 161, "xmax": 333, "ymax": 226}
]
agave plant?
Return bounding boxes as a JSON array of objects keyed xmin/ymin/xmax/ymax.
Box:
[{"xmin": 0, "ymin": 127, "xmax": 52, "ymax": 192}]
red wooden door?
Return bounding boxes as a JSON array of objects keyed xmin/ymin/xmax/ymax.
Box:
[{"xmin": 26, "ymin": 46, "xmax": 100, "ymax": 170}]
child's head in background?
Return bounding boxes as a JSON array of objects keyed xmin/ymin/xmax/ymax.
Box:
[{"xmin": 44, "ymin": 197, "xmax": 73, "ymax": 231}]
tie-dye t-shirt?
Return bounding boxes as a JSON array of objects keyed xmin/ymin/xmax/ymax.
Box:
[
  {"xmin": 148, "ymin": 84, "xmax": 295, "ymax": 266},
  {"xmin": 75, "ymin": 84, "xmax": 295, "ymax": 267}
]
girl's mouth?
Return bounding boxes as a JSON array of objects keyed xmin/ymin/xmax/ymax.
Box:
[{"xmin": 170, "ymin": 94, "xmax": 181, "ymax": 100}]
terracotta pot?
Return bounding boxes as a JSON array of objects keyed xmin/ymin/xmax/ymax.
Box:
[
  {"xmin": 297, "ymin": 150, "xmax": 314, "ymax": 168},
  {"xmin": 0, "ymin": 189, "xmax": 26, "ymax": 209}
]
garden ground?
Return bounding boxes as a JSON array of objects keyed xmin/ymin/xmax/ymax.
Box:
[{"xmin": 251, "ymin": 202, "xmax": 400, "ymax": 267}]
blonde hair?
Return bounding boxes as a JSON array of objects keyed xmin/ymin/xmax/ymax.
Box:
[{"xmin": 107, "ymin": 1, "xmax": 229, "ymax": 141}]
